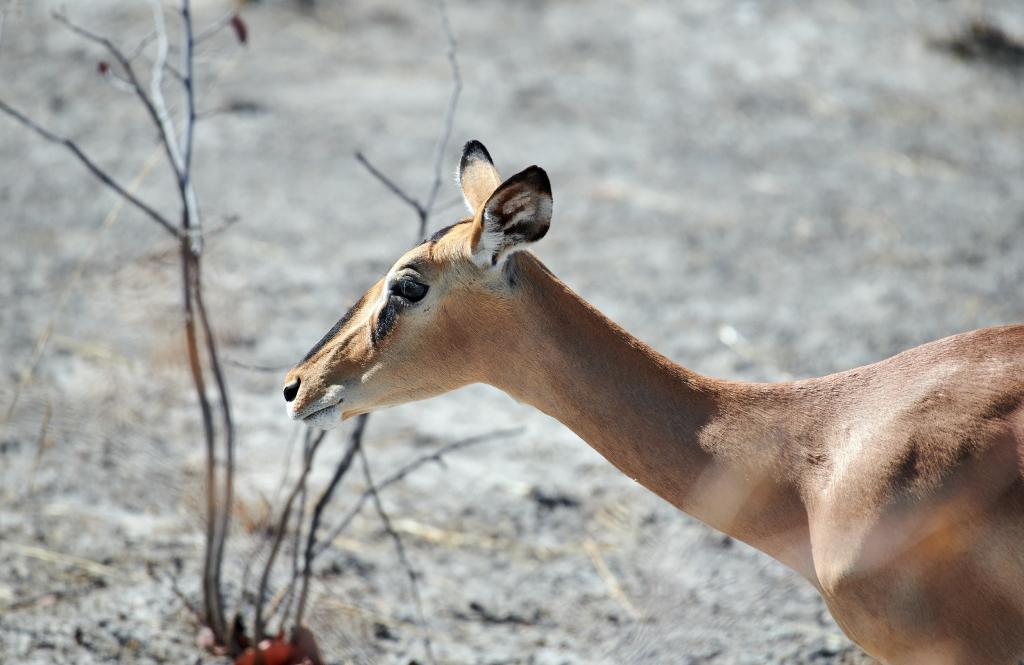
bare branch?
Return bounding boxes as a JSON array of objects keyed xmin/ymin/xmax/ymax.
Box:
[
  {"xmin": 312, "ymin": 427, "xmax": 523, "ymax": 558},
  {"xmin": 0, "ymin": 99, "xmax": 179, "ymax": 237},
  {"xmin": 181, "ymin": 250, "xmax": 225, "ymax": 642},
  {"xmin": 354, "ymin": 151, "xmax": 427, "ymax": 224},
  {"xmin": 10, "ymin": 4, "xmax": 239, "ymax": 652},
  {"xmin": 359, "ymin": 447, "xmax": 435, "ymax": 665},
  {"xmin": 147, "ymin": 1, "xmax": 180, "ymax": 167},
  {"xmin": 238, "ymin": 425, "xmax": 302, "ymax": 617},
  {"xmin": 194, "ymin": 270, "xmax": 236, "ymax": 646},
  {"xmin": 179, "ymin": 0, "xmax": 202, "ymax": 254},
  {"xmin": 423, "ymin": 0, "xmax": 462, "ymax": 219},
  {"xmin": 259, "ymin": 0, "xmax": 468, "ymax": 650},
  {"xmin": 255, "ymin": 429, "xmax": 326, "ymax": 642},
  {"xmin": 52, "ymin": 13, "xmax": 177, "ymax": 172},
  {"xmin": 126, "ymin": 30, "xmax": 158, "ymax": 61},
  {"xmin": 98, "ymin": 68, "xmax": 139, "ymax": 94},
  {"xmin": 180, "ymin": 0, "xmax": 198, "ymax": 187},
  {"xmin": 353, "ymin": 0, "xmax": 463, "ymax": 240},
  {"xmin": 271, "ymin": 475, "xmax": 307, "ymax": 634},
  {"xmin": 52, "ymin": 11, "xmax": 123, "ymax": 56},
  {"xmin": 293, "ymin": 415, "xmax": 367, "ymax": 630},
  {"xmin": 194, "ymin": 11, "xmax": 237, "ymax": 45},
  {"xmin": 52, "ymin": 10, "xmax": 197, "ymax": 239}
]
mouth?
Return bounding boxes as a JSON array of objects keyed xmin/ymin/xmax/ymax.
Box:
[
  {"xmin": 301, "ymin": 401, "xmax": 343, "ymax": 430},
  {"xmin": 289, "ymin": 396, "xmax": 345, "ymax": 430}
]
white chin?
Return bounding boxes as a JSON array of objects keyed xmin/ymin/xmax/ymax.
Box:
[{"xmin": 303, "ymin": 404, "xmax": 342, "ymax": 430}]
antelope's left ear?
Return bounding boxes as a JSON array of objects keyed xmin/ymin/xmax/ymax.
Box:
[{"xmin": 471, "ymin": 165, "xmax": 552, "ymax": 268}]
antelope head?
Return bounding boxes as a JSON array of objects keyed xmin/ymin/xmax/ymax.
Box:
[{"xmin": 282, "ymin": 141, "xmax": 552, "ymax": 429}]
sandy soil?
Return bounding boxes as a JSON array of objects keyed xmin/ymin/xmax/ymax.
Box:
[{"xmin": 2, "ymin": 0, "xmax": 1023, "ymax": 663}]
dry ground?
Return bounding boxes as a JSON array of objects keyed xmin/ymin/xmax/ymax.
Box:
[{"xmin": 2, "ymin": 0, "xmax": 1023, "ymax": 663}]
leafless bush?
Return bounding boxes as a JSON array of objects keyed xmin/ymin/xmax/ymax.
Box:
[
  {"xmin": 0, "ymin": 1, "xmax": 519, "ymax": 662},
  {"xmin": 1, "ymin": 0, "xmax": 241, "ymax": 650}
]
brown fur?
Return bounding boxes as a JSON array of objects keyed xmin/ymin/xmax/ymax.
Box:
[{"xmin": 285, "ymin": 145, "xmax": 1024, "ymax": 664}]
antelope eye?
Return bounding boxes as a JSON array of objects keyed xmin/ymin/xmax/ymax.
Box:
[{"xmin": 392, "ymin": 277, "xmax": 428, "ymax": 303}]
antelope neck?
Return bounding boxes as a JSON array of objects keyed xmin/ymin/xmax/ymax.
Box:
[{"xmin": 482, "ymin": 254, "xmax": 818, "ymax": 579}]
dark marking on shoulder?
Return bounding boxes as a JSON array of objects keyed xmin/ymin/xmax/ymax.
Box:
[
  {"xmin": 892, "ymin": 445, "xmax": 920, "ymax": 489},
  {"xmin": 302, "ymin": 292, "xmax": 368, "ymax": 362},
  {"xmin": 983, "ymin": 391, "xmax": 1024, "ymax": 422}
]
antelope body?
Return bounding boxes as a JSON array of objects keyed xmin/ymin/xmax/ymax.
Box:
[{"xmin": 284, "ymin": 141, "xmax": 1024, "ymax": 664}]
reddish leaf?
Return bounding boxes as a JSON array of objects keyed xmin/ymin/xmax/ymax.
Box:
[
  {"xmin": 230, "ymin": 14, "xmax": 248, "ymax": 45},
  {"xmin": 97, "ymin": 61, "xmax": 109, "ymax": 75},
  {"xmin": 233, "ymin": 632, "xmax": 322, "ymax": 665},
  {"xmin": 234, "ymin": 640, "xmax": 293, "ymax": 665}
]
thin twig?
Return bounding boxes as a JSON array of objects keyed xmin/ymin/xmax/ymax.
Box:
[
  {"xmin": 423, "ymin": 0, "xmax": 462, "ymax": 226},
  {"xmin": 155, "ymin": 0, "xmax": 228, "ymax": 642},
  {"xmin": 255, "ymin": 429, "xmax": 326, "ymax": 642},
  {"xmin": 0, "ymin": 99, "xmax": 178, "ymax": 237},
  {"xmin": 293, "ymin": 415, "xmax": 367, "ymax": 630},
  {"xmin": 354, "ymin": 151, "xmax": 426, "ymax": 222},
  {"xmin": 194, "ymin": 11, "xmax": 236, "ymax": 45},
  {"xmin": 25, "ymin": 401, "xmax": 53, "ymax": 495},
  {"xmin": 195, "ymin": 269, "xmax": 235, "ymax": 644},
  {"xmin": 313, "ymin": 427, "xmax": 523, "ymax": 558},
  {"xmin": 147, "ymin": 0, "xmax": 184, "ymax": 174},
  {"xmin": 180, "ymin": 0, "xmax": 200, "ymax": 255},
  {"xmin": 270, "ymin": 0, "xmax": 467, "ymax": 645},
  {"xmin": 353, "ymin": 0, "xmax": 463, "ymax": 240},
  {"xmin": 238, "ymin": 427, "xmax": 301, "ymax": 613},
  {"xmin": 167, "ymin": 566, "xmax": 204, "ymax": 623},
  {"xmin": 52, "ymin": 12, "xmax": 185, "ymax": 199},
  {"xmin": 271, "ymin": 425, "xmax": 303, "ymax": 510},
  {"xmin": 126, "ymin": 30, "xmax": 158, "ymax": 61},
  {"xmin": 271, "ymin": 473, "xmax": 307, "ymax": 634},
  {"xmin": 6, "ymin": 4, "xmax": 241, "ymax": 652},
  {"xmin": 161, "ymin": 1, "xmax": 231, "ymax": 643},
  {"xmin": 359, "ymin": 447, "xmax": 435, "ymax": 665},
  {"xmin": 182, "ymin": 247, "xmax": 225, "ymax": 643},
  {"xmin": 98, "ymin": 68, "xmax": 139, "ymax": 94},
  {"xmin": 1, "ymin": 542, "xmax": 128, "ymax": 580},
  {"xmin": 583, "ymin": 539, "xmax": 641, "ymax": 620}
]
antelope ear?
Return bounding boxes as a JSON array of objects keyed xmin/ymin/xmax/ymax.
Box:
[
  {"xmin": 459, "ymin": 140, "xmax": 501, "ymax": 213},
  {"xmin": 471, "ymin": 165, "xmax": 552, "ymax": 268}
]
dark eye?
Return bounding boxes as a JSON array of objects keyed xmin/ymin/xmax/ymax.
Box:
[{"xmin": 392, "ymin": 277, "xmax": 429, "ymax": 303}]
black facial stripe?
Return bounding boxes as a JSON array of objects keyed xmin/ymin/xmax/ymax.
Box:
[
  {"xmin": 301, "ymin": 292, "xmax": 369, "ymax": 362},
  {"xmin": 372, "ymin": 298, "xmax": 398, "ymax": 346}
]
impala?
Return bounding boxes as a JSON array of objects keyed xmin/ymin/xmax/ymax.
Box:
[{"xmin": 283, "ymin": 141, "xmax": 1024, "ymax": 664}]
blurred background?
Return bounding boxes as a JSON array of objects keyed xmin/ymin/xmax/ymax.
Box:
[{"xmin": 1, "ymin": 0, "xmax": 1022, "ymax": 663}]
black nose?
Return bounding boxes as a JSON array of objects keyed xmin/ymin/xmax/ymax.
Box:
[{"xmin": 283, "ymin": 378, "xmax": 300, "ymax": 402}]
